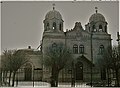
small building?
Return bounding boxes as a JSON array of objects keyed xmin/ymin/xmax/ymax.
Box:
[{"xmin": 17, "ymin": 46, "xmax": 43, "ymax": 81}]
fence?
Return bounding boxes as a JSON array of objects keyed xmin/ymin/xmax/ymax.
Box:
[{"xmin": 0, "ymin": 66, "xmax": 113, "ymax": 87}]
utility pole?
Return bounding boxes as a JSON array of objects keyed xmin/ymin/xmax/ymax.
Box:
[
  {"xmin": 71, "ymin": 61, "xmax": 75, "ymax": 87},
  {"xmin": 90, "ymin": 30, "xmax": 93, "ymax": 87},
  {"xmin": 117, "ymin": 32, "xmax": 119, "ymax": 45},
  {"xmin": 116, "ymin": 32, "xmax": 120, "ymax": 86},
  {"xmin": 33, "ymin": 66, "xmax": 35, "ymax": 87}
]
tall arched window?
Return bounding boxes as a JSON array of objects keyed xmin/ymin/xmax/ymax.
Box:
[
  {"xmin": 99, "ymin": 25, "xmax": 102, "ymax": 29},
  {"xmin": 53, "ymin": 22, "xmax": 56, "ymax": 30},
  {"xmin": 105, "ymin": 25, "xmax": 107, "ymax": 32},
  {"xmin": 52, "ymin": 43, "xmax": 57, "ymax": 51},
  {"xmin": 92, "ymin": 25, "xmax": 95, "ymax": 29},
  {"xmin": 92, "ymin": 25, "xmax": 96, "ymax": 32},
  {"xmin": 99, "ymin": 25, "xmax": 103, "ymax": 32},
  {"xmin": 99, "ymin": 45, "xmax": 104, "ymax": 54},
  {"xmin": 46, "ymin": 23, "xmax": 49, "ymax": 30},
  {"xmin": 73, "ymin": 44, "xmax": 78, "ymax": 54},
  {"xmin": 47, "ymin": 23, "xmax": 49, "ymax": 26},
  {"xmin": 59, "ymin": 23, "xmax": 62, "ymax": 31},
  {"xmin": 79, "ymin": 45, "xmax": 84, "ymax": 54}
]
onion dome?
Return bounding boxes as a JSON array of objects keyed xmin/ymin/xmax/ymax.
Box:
[
  {"xmin": 89, "ymin": 7, "xmax": 106, "ymax": 23},
  {"xmin": 45, "ymin": 4, "xmax": 62, "ymax": 20}
]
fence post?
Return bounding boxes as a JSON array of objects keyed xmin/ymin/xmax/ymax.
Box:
[
  {"xmin": 33, "ymin": 67, "xmax": 35, "ymax": 87},
  {"xmin": 16, "ymin": 70, "xmax": 18, "ymax": 87},
  {"xmin": 0, "ymin": 68, "xmax": 2, "ymax": 86},
  {"xmin": 71, "ymin": 61, "xmax": 75, "ymax": 87}
]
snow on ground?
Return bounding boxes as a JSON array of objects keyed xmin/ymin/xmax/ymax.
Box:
[
  {"xmin": 1, "ymin": 81, "xmax": 91, "ymax": 88},
  {"xmin": 17, "ymin": 81, "xmax": 90, "ymax": 87}
]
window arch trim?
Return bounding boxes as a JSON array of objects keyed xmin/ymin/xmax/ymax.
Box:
[
  {"xmin": 99, "ymin": 45, "xmax": 104, "ymax": 54},
  {"xmin": 73, "ymin": 44, "xmax": 78, "ymax": 54},
  {"xmin": 53, "ymin": 22, "xmax": 56, "ymax": 30},
  {"xmin": 79, "ymin": 45, "xmax": 84, "ymax": 54}
]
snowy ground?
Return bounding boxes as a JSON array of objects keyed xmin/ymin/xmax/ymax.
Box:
[
  {"xmin": 18, "ymin": 81, "xmax": 50, "ymax": 87},
  {"xmin": 17, "ymin": 81, "xmax": 90, "ymax": 87},
  {"xmin": 1, "ymin": 81, "xmax": 91, "ymax": 87}
]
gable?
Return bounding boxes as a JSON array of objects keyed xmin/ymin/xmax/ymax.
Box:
[{"xmin": 76, "ymin": 55, "xmax": 94, "ymax": 66}]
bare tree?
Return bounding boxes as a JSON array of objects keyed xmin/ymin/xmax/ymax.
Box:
[
  {"xmin": 1, "ymin": 50, "xmax": 14, "ymax": 86},
  {"xmin": 101, "ymin": 46, "xmax": 113, "ymax": 86},
  {"xmin": 112, "ymin": 46, "xmax": 120, "ymax": 86},
  {"xmin": 1, "ymin": 49, "xmax": 29, "ymax": 87},
  {"xmin": 11, "ymin": 50, "xmax": 29, "ymax": 86},
  {"xmin": 43, "ymin": 43, "xmax": 73, "ymax": 87},
  {"xmin": 99, "ymin": 46, "xmax": 120, "ymax": 86}
]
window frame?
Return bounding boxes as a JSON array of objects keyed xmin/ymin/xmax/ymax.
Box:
[
  {"xmin": 99, "ymin": 45, "xmax": 104, "ymax": 54},
  {"xmin": 79, "ymin": 45, "xmax": 84, "ymax": 54},
  {"xmin": 53, "ymin": 22, "xmax": 56, "ymax": 30},
  {"xmin": 73, "ymin": 44, "xmax": 78, "ymax": 54}
]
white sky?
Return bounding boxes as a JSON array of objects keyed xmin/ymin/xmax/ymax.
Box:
[{"xmin": 1, "ymin": 1, "xmax": 119, "ymax": 54}]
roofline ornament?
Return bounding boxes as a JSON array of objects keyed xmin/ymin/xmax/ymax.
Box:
[
  {"xmin": 95, "ymin": 7, "xmax": 98, "ymax": 13},
  {"xmin": 53, "ymin": 3, "xmax": 55, "ymax": 10}
]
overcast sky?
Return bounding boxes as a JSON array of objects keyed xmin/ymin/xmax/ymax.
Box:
[{"xmin": 1, "ymin": 1, "xmax": 119, "ymax": 54}]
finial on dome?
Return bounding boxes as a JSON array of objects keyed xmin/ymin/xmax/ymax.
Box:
[
  {"xmin": 95, "ymin": 7, "xmax": 98, "ymax": 13},
  {"xmin": 53, "ymin": 3, "xmax": 55, "ymax": 10}
]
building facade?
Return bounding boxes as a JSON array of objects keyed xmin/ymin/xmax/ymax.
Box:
[
  {"xmin": 15, "ymin": 6, "xmax": 112, "ymax": 82},
  {"xmin": 41, "ymin": 6, "xmax": 112, "ymax": 82}
]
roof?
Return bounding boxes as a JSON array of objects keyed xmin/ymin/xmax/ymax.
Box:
[
  {"xmin": 77, "ymin": 55, "xmax": 94, "ymax": 66},
  {"xmin": 45, "ymin": 9, "xmax": 62, "ymax": 20},
  {"xmin": 89, "ymin": 13, "xmax": 106, "ymax": 23},
  {"xmin": 17, "ymin": 49, "xmax": 42, "ymax": 55}
]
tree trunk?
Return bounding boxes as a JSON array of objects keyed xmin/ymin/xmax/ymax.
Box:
[
  {"xmin": 51, "ymin": 67, "xmax": 55, "ymax": 87},
  {"xmin": 12, "ymin": 71, "xmax": 16, "ymax": 87},
  {"xmin": 55, "ymin": 72, "xmax": 59, "ymax": 87},
  {"xmin": 115, "ymin": 68, "xmax": 119, "ymax": 86},
  {"xmin": 8, "ymin": 71, "xmax": 12, "ymax": 86},
  {"xmin": 3, "ymin": 70, "xmax": 5, "ymax": 83},
  {"xmin": 0, "ymin": 68, "xmax": 2, "ymax": 86},
  {"xmin": 4, "ymin": 70, "xmax": 8, "ymax": 85},
  {"xmin": 107, "ymin": 68, "xmax": 110, "ymax": 87},
  {"xmin": 51, "ymin": 65, "xmax": 59, "ymax": 87}
]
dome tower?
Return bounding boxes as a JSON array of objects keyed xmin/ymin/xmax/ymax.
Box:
[
  {"xmin": 43, "ymin": 4, "xmax": 64, "ymax": 32},
  {"xmin": 86, "ymin": 7, "xmax": 108, "ymax": 33}
]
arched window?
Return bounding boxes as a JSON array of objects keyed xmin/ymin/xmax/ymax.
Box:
[
  {"xmin": 47, "ymin": 23, "xmax": 49, "ymax": 26},
  {"xmin": 53, "ymin": 22, "xmax": 56, "ymax": 30},
  {"xmin": 52, "ymin": 43, "xmax": 57, "ymax": 51},
  {"xmin": 73, "ymin": 44, "xmax": 78, "ymax": 54},
  {"xmin": 79, "ymin": 45, "xmax": 84, "ymax": 54},
  {"xmin": 99, "ymin": 25, "xmax": 103, "ymax": 32},
  {"xmin": 92, "ymin": 25, "xmax": 97, "ymax": 32},
  {"xmin": 99, "ymin": 25, "xmax": 102, "ymax": 29},
  {"xmin": 46, "ymin": 23, "xmax": 49, "ymax": 30},
  {"xmin": 99, "ymin": 45, "xmax": 104, "ymax": 54},
  {"xmin": 105, "ymin": 25, "xmax": 107, "ymax": 32},
  {"xmin": 52, "ymin": 43, "xmax": 57, "ymax": 48},
  {"xmin": 92, "ymin": 25, "xmax": 95, "ymax": 29},
  {"xmin": 59, "ymin": 23, "xmax": 62, "ymax": 31}
]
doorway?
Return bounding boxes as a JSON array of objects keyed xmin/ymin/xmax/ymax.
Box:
[
  {"xmin": 24, "ymin": 63, "xmax": 32, "ymax": 81},
  {"xmin": 75, "ymin": 61, "xmax": 83, "ymax": 80}
]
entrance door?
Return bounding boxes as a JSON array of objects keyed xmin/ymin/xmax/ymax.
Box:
[
  {"xmin": 75, "ymin": 61, "xmax": 83, "ymax": 80},
  {"xmin": 24, "ymin": 63, "xmax": 32, "ymax": 81}
]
